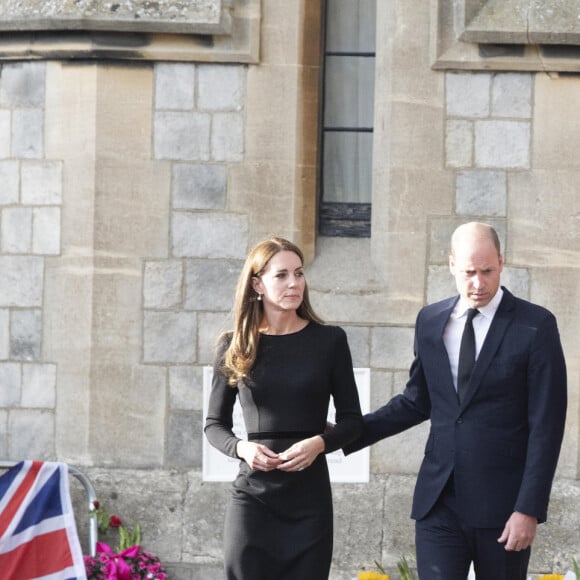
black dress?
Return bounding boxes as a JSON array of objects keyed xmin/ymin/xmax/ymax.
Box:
[{"xmin": 204, "ymin": 322, "xmax": 363, "ymax": 580}]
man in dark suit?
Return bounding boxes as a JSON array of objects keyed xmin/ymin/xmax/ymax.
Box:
[{"xmin": 345, "ymin": 222, "xmax": 567, "ymax": 580}]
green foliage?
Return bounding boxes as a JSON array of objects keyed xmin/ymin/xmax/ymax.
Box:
[
  {"xmin": 119, "ymin": 522, "xmax": 141, "ymax": 551},
  {"xmin": 397, "ymin": 556, "xmax": 416, "ymax": 580},
  {"xmin": 573, "ymin": 558, "xmax": 579, "ymax": 580}
]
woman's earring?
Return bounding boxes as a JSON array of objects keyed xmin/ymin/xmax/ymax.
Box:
[{"xmin": 257, "ymin": 294, "xmax": 262, "ymax": 301}]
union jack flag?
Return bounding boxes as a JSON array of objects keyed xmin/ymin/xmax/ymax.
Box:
[{"xmin": 0, "ymin": 461, "xmax": 87, "ymax": 580}]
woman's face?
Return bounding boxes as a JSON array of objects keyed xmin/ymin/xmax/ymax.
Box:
[{"xmin": 252, "ymin": 250, "xmax": 305, "ymax": 313}]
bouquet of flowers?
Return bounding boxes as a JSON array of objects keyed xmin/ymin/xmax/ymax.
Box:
[{"xmin": 84, "ymin": 500, "xmax": 167, "ymax": 580}]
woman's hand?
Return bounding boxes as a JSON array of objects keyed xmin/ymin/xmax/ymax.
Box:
[
  {"xmin": 236, "ymin": 440, "xmax": 281, "ymax": 471},
  {"xmin": 277, "ymin": 436, "xmax": 325, "ymax": 472}
]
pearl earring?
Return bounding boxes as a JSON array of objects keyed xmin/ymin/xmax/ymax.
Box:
[{"xmin": 257, "ymin": 294, "xmax": 262, "ymax": 301}]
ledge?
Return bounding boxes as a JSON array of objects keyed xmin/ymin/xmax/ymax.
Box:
[
  {"xmin": 432, "ymin": 0, "xmax": 580, "ymax": 71},
  {"xmin": 0, "ymin": 0, "xmax": 260, "ymax": 63}
]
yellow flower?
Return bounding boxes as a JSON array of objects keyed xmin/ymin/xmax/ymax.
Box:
[
  {"xmin": 357, "ymin": 572, "xmax": 390, "ymax": 580},
  {"xmin": 537, "ymin": 575, "xmax": 565, "ymax": 580}
]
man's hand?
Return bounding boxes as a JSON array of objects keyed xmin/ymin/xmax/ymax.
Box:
[{"xmin": 497, "ymin": 512, "xmax": 537, "ymax": 551}]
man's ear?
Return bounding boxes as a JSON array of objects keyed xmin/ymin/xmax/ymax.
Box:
[{"xmin": 449, "ymin": 255, "xmax": 456, "ymax": 275}]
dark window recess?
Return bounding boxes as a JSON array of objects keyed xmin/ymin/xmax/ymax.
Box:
[
  {"xmin": 318, "ymin": 0, "xmax": 376, "ymax": 238},
  {"xmin": 319, "ymin": 202, "xmax": 371, "ymax": 237}
]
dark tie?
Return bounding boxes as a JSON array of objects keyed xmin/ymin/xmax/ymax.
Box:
[{"xmin": 457, "ymin": 308, "xmax": 479, "ymax": 403}]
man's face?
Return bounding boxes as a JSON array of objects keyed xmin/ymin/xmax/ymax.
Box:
[{"xmin": 449, "ymin": 237, "xmax": 503, "ymax": 309}]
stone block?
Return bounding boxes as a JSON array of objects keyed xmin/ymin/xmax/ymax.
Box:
[
  {"xmin": 198, "ymin": 311, "xmax": 231, "ymax": 365},
  {"xmin": 8, "ymin": 410, "xmax": 54, "ymax": 459},
  {"xmin": 0, "ymin": 309, "xmax": 9, "ymax": 359},
  {"xmin": 492, "ymin": 73, "xmax": 532, "ymax": 118},
  {"xmin": 172, "ymin": 212, "xmax": 249, "ymax": 259},
  {"xmin": 169, "ymin": 365, "xmax": 204, "ymax": 411},
  {"xmin": 10, "ymin": 309, "xmax": 42, "ymax": 361},
  {"xmin": 184, "ymin": 259, "xmax": 240, "ymax": 311},
  {"xmin": 0, "ymin": 256, "xmax": 44, "ymax": 307},
  {"xmin": 455, "ymin": 170, "xmax": 506, "ymax": 216},
  {"xmin": 143, "ymin": 311, "xmax": 197, "ymax": 363},
  {"xmin": 2, "ymin": 207, "xmax": 32, "ymax": 253},
  {"xmin": 0, "ymin": 62, "xmax": 46, "ymax": 108},
  {"xmin": 0, "ymin": 411, "xmax": 6, "ymax": 457},
  {"xmin": 21, "ymin": 363, "xmax": 56, "ymax": 408},
  {"xmin": 32, "ymin": 207, "xmax": 61, "ymax": 255},
  {"xmin": 172, "ymin": 163, "xmax": 227, "ymax": 210},
  {"xmin": 445, "ymin": 120, "xmax": 473, "ymax": 168},
  {"xmin": 427, "ymin": 265, "xmax": 456, "ymax": 304},
  {"xmin": 211, "ymin": 112, "xmax": 244, "ymax": 162},
  {"xmin": 0, "ymin": 112, "xmax": 11, "ymax": 158},
  {"xmin": 369, "ymin": 370, "xmax": 394, "ymax": 412},
  {"xmin": 198, "ymin": 64, "xmax": 245, "ymax": 111},
  {"xmin": 370, "ymin": 326, "xmax": 415, "ymax": 370},
  {"xmin": 501, "ymin": 267, "xmax": 530, "ymax": 300},
  {"xmin": 343, "ymin": 325, "xmax": 370, "ymax": 368},
  {"xmin": 475, "ymin": 120, "xmax": 530, "ymax": 168},
  {"xmin": 446, "ymin": 72, "xmax": 491, "ymax": 118},
  {"xmin": 154, "ymin": 111, "xmax": 210, "ymax": 161},
  {"xmin": 155, "ymin": 63, "xmax": 195, "ymax": 110},
  {"xmin": 0, "ymin": 362, "xmax": 21, "ymax": 407},
  {"xmin": 143, "ymin": 260, "xmax": 183, "ymax": 309},
  {"xmin": 21, "ymin": 160, "xmax": 63, "ymax": 204},
  {"xmin": 12, "ymin": 109, "xmax": 43, "ymax": 158},
  {"xmin": 166, "ymin": 411, "xmax": 203, "ymax": 467}
]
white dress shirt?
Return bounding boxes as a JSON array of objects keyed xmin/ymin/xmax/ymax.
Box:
[{"xmin": 443, "ymin": 287, "xmax": 504, "ymax": 391}]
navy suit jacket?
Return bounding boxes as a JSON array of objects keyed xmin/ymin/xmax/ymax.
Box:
[{"xmin": 346, "ymin": 287, "xmax": 567, "ymax": 527}]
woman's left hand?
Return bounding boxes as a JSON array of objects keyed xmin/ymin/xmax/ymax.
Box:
[{"xmin": 277, "ymin": 435, "xmax": 325, "ymax": 472}]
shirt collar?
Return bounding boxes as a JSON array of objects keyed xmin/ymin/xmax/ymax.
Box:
[{"xmin": 456, "ymin": 287, "xmax": 504, "ymax": 319}]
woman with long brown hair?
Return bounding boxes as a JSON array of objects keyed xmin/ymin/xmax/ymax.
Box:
[{"xmin": 205, "ymin": 236, "xmax": 362, "ymax": 579}]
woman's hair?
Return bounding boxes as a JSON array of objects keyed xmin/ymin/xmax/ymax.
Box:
[{"xmin": 221, "ymin": 236, "xmax": 323, "ymax": 386}]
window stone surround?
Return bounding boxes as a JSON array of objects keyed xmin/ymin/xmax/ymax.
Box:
[
  {"xmin": 433, "ymin": 0, "xmax": 580, "ymax": 72},
  {"xmin": 0, "ymin": 0, "xmax": 260, "ymax": 63}
]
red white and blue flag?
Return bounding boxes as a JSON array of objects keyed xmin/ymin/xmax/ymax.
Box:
[{"xmin": 0, "ymin": 461, "xmax": 87, "ymax": 580}]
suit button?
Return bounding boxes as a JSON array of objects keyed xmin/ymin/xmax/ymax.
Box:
[{"xmin": 457, "ymin": 418, "xmax": 464, "ymax": 424}]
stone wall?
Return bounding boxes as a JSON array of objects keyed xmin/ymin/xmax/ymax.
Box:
[{"xmin": 0, "ymin": 1, "xmax": 579, "ymax": 578}]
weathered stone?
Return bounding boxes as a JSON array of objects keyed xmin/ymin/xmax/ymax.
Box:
[
  {"xmin": 0, "ymin": 363, "xmax": 21, "ymax": 407},
  {"xmin": 343, "ymin": 325, "xmax": 371, "ymax": 368},
  {"xmin": 198, "ymin": 311, "xmax": 230, "ymax": 365},
  {"xmin": 21, "ymin": 160, "xmax": 63, "ymax": 205},
  {"xmin": 8, "ymin": 409, "xmax": 54, "ymax": 459},
  {"xmin": 143, "ymin": 260, "xmax": 183, "ymax": 309},
  {"xmin": 21, "ymin": 363, "xmax": 57, "ymax": 408},
  {"xmin": 0, "ymin": 111, "xmax": 10, "ymax": 158},
  {"xmin": 445, "ymin": 120, "xmax": 473, "ymax": 168},
  {"xmin": 166, "ymin": 411, "xmax": 203, "ymax": 467},
  {"xmin": 492, "ymin": 73, "xmax": 533, "ymax": 118},
  {"xmin": 456, "ymin": 170, "xmax": 506, "ymax": 216},
  {"xmin": 0, "ymin": 309, "xmax": 9, "ymax": 360},
  {"xmin": 475, "ymin": 120, "xmax": 530, "ymax": 168},
  {"xmin": 184, "ymin": 259, "xmax": 240, "ymax": 311},
  {"xmin": 198, "ymin": 64, "xmax": 245, "ymax": 111},
  {"xmin": 446, "ymin": 72, "xmax": 491, "ymax": 118},
  {"xmin": 155, "ymin": 63, "xmax": 196, "ymax": 111},
  {"xmin": 0, "ymin": 62, "xmax": 46, "ymax": 107},
  {"xmin": 0, "ymin": 256, "xmax": 44, "ymax": 307},
  {"xmin": 211, "ymin": 112, "xmax": 244, "ymax": 161},
  {"xmin": 32, "ymin": 207, "xmax": 61, "ymax": 255},
  {"xmin": 370, "ymin": 327, "xmax": 415, "ymax": 370},
  {"xmin": 172, "ymin": 212, "xmax": 249, "ymax": 259},
  {"xmin": 10, "ymin": 309, "xmax": 42, "ymax": 361},
  {"xmin": 172, "ymin": 163, "xmax": 227, "ymax": 210},
  {"xmin": 154, "ymin": 111, "xmax": 211, "ymax": 161},
  {"xmin": 12, "ymin": 109, "xmax": 43, "ymax": 158},
  {"xmin": 0, "ymin": 161, "xmax": 20, "ymax": 205},
  {"xmin": 2, "ymin": 208, "xmax": 32, "ymax": 253},
  {"xmin": 143, "ymin": 311, "xmax": 197, "ymax": 363},
  {"xmin": 169, "ymin": 365, "xmax": 204, "ymax": 411}
]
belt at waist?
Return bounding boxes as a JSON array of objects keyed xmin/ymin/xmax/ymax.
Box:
[{"xmin": 247, "ymin": 431, "xmax": 319, "ymax": 441}]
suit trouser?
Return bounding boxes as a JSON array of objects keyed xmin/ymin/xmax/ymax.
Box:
[{"xmin": 415, "ymin": 481, "xmax": 530, "ymax": 580}]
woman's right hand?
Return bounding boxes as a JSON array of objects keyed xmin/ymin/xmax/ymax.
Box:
[{"xmin": 236, "ymin": 440, "xmax": 281, "ymax": 471}]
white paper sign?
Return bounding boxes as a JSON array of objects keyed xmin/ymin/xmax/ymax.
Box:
[{"xmin": 202, "ymin": 367, "xmax": 370, "ymax": 483}]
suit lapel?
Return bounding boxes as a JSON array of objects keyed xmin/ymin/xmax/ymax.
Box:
[
  {"xmin": 459, "ymin": 288, "xmax": 515, "ymax": 409},
  {"xmin": 429, "ymin": 297, "xmax": 458, "ymax": 400}
]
